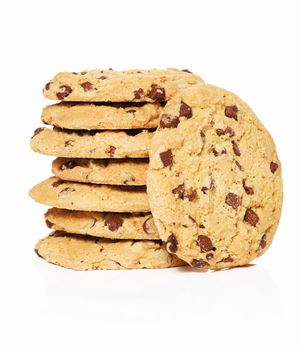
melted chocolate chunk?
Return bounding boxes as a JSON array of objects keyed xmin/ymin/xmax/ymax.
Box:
[
  {"xmin": 197, "ymin": 235, "xmax": 213, "ymax": 253},
  {"xmin": 225, "ymin": 105, "xmax": 238, "ymax": 120},
  {"xmin": 160, "ymin": 114, "xmax": 180, "ymax": 129},
  {"xmin": 179, "ymin": 101, "xmax": 192, "ymax": 118},
  {"xmin": 232, "ymin": 141, "xmax": 241, "ymax": 156},
  {"xmin": 166, "ymin": 234, "xmax": 178, "ymax": 253},
  {"xmin": 191, "ymin": 259, "xmax": 209, "ymax": 268},
  {"xmin": 146, "ymin": 84, "xmax": 165, "ymax": 102},
  {"xmin": 104, "ymin": 217, "xmax": 124, "ymax": 231},
  {"xmin": 160, "ymin": 149, "xmax": 173, "ymax": 167},
  {"xmin": 56, "ymin": 85, "xmax": 72, "ymax": 100},
  {"xmin": 52, "ymin": 179, "xmax": 64, "ymax": 187},
  {"xmin": 270, "ymin": 162, "xmax": 279, "ymax": 173},
  {"xmin": 244, "ymin": 208, "xmax": 259, "ymax": 227},
  {"xmin": 80, "ymin": 81, "xmax": 94, "ymax": 91},
  {"xmin": 225, "ymin": 193, "xmax": 242, "ymax": 209}
]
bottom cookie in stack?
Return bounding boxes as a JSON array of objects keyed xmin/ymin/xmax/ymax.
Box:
[
  {"xmin": 35, "ymin": 232, "xmax": 184, "ymax": 270},
  {"xmin": 30, "ymin": 177, "xmax": 185, "ymax": 270}
]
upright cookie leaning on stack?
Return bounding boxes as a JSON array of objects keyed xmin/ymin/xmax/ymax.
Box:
[
  {"xmin": 147, "ymin": 84, "xmax": 283, "ymax": 270},
  {"xmin": 30, "ymin": 68, "xmax": 204, "ymax": 270}
]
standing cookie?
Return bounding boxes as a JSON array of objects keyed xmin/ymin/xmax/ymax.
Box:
[{"xmin": 147, "ymin": 84, "xmax": 283, "ymax": 269}]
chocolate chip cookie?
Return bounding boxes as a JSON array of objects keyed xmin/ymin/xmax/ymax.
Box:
[
  {"xmin": 30, "ymin": 127, "xmax": 153, "ymax": 158},
  {"xmin": 35, "ymin": 231, "xmax": 185, "ymax": 270},
  {"xmin": 42, "ymin": 102, "xmax": 162, "ymax": 130},
  {"xmin": 29, "ymin": 177, "xmax": 149, "ymax": 212},
  {"xmin": 43, "ymin": 68, "xmax": 204, "ymax": 102},
  {"xmin": 52, "ymin": 158, "xmax": 148, "ymax": 186},
  {"xmin": 147, "ymin": 84, "xmax": 283, "ymax": 269},
  {"xmin": 45, "ymin": 208, "xmax": 159, "ymax": 240}
]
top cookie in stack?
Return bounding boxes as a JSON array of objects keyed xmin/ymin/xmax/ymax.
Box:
[{"xmin": 30, "ymin": 68, "xmax": 204, "ymax": 270}]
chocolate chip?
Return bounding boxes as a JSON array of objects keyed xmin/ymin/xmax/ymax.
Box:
[
  {"xmin": 199, "ymin": 224, "xmax": 205, "ymax": 229},
  {"xmin": 59, "ymin": 187, "xmax": 75, "ymax": 196},
  {"xmin": 260, "ymin": 234, "xmax": 267, "ymax": 249},
  {"xmin": 44, "ymin": 82, "xmax": 51, "ymax": 90},
  {"xmin": 52, "ymin": 179, "xmax": 64, "ymax": 187},
  {"xmin": 216, "ymin": 127, "xmax": 235, "ymax": 137},
  {"xmin": 243, "ymin": 180, "xmax": 254, "ymax": 195},
  {"xmin": 225, "ymin": 193, "xmax": 242, "ymax": 209},
  {"xmin": 146, "ymin": 84, "xmax": 165, "ymax": 102},
  {"xmin": 270, "ymin": 162, "xmax": 279, "ymax": 173},
  {"xmin": 45, "ymin": 220, "xmax": 53, "ymax": 228},
  {"xmin": 172, "ymin": 184, "xmax": 185, "ymax": 199},
  {"xmin": 107, "ymin": 145, "xmax": 116, "ymax": 157},
  {"xmin": 134, "ymin": 88, "xmax": 144, "ymax": 99},
  {"xmin": 64, "ymin": 140, "xmax": 74, "ymax": 147},
  {"xmin": 235, "ymin": 161, "xmax": 243, "ymax": 171},
  {"xmin": 244, "ymin": 208, "xmax": 259, "ymax": 227},
  {"xmin": 181, "ymin": 69, "xmax": 192, "ymax": 73},
  {"xmin": 98, "ymin": 75, "xmax": 108, "ymax": 80},
  {"xmin": 80, "ymin": 71, "xmax": 87, "ymax": 75},
  {"xmin": 201, "ymin": 186, "xmax": 209, "ymax": 194},
  {"xmin": 206, "ymin": 253, "xmax": 214, "ymax": 260},
  {"xmin": 160, "ymin": 114, "xmax": 180, "ymax": 129},
  {"xmin": 126, "ymin": 109, "xmax": 136, "ymax": 114},
  {"xmin": 166, "ymin": 234, "xmax": 178, "ymax": 253},
  {"xmin": 31, "ymin": 127, "xmax": 44, "ymax": 138},
  {"xmin": 219, "ymin": 257, "xmax": 234, "ymax": 263},
  {"xmin": 225, "ymin": 105, "xmax": 238, "ymax": 120},
  {"xmin": 191, "ymin": 259, "xmax": 209, "ymax": 268},
  {"xmin": 232, "ymin": 141, "xmax": 241, "ymax": 156},
  {"xmin": 60, "ymin": 160, "xmax": 78, "ymax": 170},
  {"xmin": 142, "ymin": 216, "xmax": 155, "ymax": 234},
  {"xmin": 188, "ymin": 215, "xmax": 196, "ymax": 224},
  {"xmin": 104, "ymin": 217, "xmax": 123, "ymax": 231},
  {"xmin": 179, "ymin": 101, "xmax": 192, "ymax": 118},
  {"xmin": 200, "ymin": 130, "xmax": 205, "ymax": 139},
  {"xmin": 80, "ymin": 81, "xmax": 94, "ymax": 91},
  {"xmin": 160, "ymin": 149, "xmax": 173, "ymax": 167},
  {"xmin": 56, "ymin": 85, "xmax": 72, "ymax": 100},
  {"xmin": 197, "ymin": 235, "xmax": 213, "ymax": 252},
  {"xmin": 185, "ymin": 187, "xmax": 197, "ymax": 201},
  {"xmin": 211, "ymin": 147, "xmax": 227, "ymax": 156}
]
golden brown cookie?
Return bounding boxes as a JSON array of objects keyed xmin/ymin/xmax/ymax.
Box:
[
  {"xmin": 30, "ymin": 127, "xmax": 153, "ymax": 158},
  {"xmin": 29, "ymin": 177, "xmax": 149, "ymax": 213},
  {"xmin": 35, "ymin": 232, "xmax": 185, "ymax": 270},
  {"xmin": 43, "ymin": 68, "xmax": 204, "ymax": 102},
  {"xmin": 148, "ymin": 84, "xmax": 283, "ymax": 270},
  {"xmin": 45, "ymin": 208, "xmax": 159, "ymax": 240},
  {"xmin": 52, "ymin": 158, "xmax": 148, "ymax": 186},
  {"xmin": 42, "ymin": 102, "xmax": 162, "ymax": 129}
]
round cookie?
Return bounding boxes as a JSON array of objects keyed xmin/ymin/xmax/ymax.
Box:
[
  {"xmin": 52, "ymin": 158, "xmax": 148, "ymax": 186},
  {"xmin": 45, "ymin": 208, "xmax": 159, "ymax": 240},
  {"xmin": 29, "ymin": 177, "xmax": 149, "ymax": 213},
  {"xmin": 30, "ymin": 127, "xmax": 153, "ymax": 158},
  {"xmin": 43, "ymin": 68, "xmax": 204, "ymax": 102},
  {"xmin": 35, "ymin": 232, "xmax": 185, "ymax": 270},
  {"xmin": 147, "ymin": 84, "xmax": 283, "ymax": 270},
  {"xmin": 42, "ymin": 102, "xmax": 162, "ymax": 130}
]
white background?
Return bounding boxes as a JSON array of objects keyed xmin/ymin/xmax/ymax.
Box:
[{"xmin": 1, "ymin": 1, "xmax": 299, "ymax": 349}]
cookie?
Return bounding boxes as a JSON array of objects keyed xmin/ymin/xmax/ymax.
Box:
[
  {"xmin": 45, "ymin": 208, "xmax": 159, "ymax": 240},
  {"xmin": 147, "ymin": 84, "xmax": 283, "ymax": 270},
  {"xmin": 35, "ymin": 232, "xmax": 185, "ymax": 270},
  {"xmin": 29, "ymin": 177, "xmax": 149, "ymax": 212},
  {"xmin": 42, "ymin": 102, "xmax": 162, "ymax": 130},
  {"xmin": 52, "ymin": 158, "xmax": 148, "ymax": 186},
  {"xmin": 43, "ymin": 68, "xmax": 204, "ymax": 102},
  {"xmin": 30, "ymin": 127, "xmax": 153, "ymax": 158}
]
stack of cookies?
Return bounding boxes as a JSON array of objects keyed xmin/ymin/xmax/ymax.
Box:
[{"xmin": 29, "ymin": 69, "xmax": 204, "ymax": 270}]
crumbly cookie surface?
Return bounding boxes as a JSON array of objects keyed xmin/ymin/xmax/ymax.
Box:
[
  {"xmin": 148, "ymin": 84, "xmax": 283, "ymax": 269},
  {"xmin": 30, "ymin": 127, "xmax": 153, "ymax": 158},
  {"xmin": 43, "ymin": 68, "xmax": 204, "ymax": 102},
  {"xmin": 35, "ymin": 232, "xmax": 184, "ymax": 270},
  {"xmin": 29, "ymin": 177, "xmax": 150, "ymax": 213},
  {"xmin": 52, "ymin": 158, "xmax": 148, "ymax": 186},
  {"xmin": 42, "ymin": 102, "xmax": 162, "ymax": 129},
  {"xmin": 45, "ymin": 208, "xmax": 159, "ymax": 240}
]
